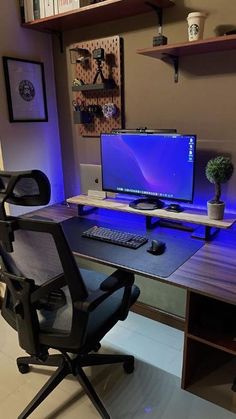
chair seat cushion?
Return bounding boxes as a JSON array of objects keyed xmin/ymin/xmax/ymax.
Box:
[{"xmin": 39, "ymin": 268, "xmax": 139, "ymax": 333}]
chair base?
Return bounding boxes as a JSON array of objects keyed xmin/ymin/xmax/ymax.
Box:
[{"xmin": 16, "ymin": 350, "xmax": 135, "ymax": 419}]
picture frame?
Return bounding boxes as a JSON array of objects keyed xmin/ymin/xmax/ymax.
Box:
[{"xmin": 2, "ymin": 57, "xmax": 48, "ymax": 123}]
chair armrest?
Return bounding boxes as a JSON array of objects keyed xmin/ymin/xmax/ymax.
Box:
[
  {"xmin": 100, "ymin": 269, "xmax": 135, "ymax": 319},
  {"xmin": 31, "ymin": 274, "xmax": 67, "ymax": 311},
  {"xmin": 31, "ymin": 274, "xmax": 66, "ymax": 304},
  {"xmin": 76, "ymin": 269, "xmax": 135, "ymax": 313},
  {"xmin": 100, "ymin": 269, "xmax": 134, "ymax": 291},
  {"xmin": 0, "ymin": 271, "xmax": 40, "ymax": 354}
]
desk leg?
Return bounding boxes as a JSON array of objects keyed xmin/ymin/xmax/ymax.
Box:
[
  {"xmin": 146, "ymin": 216, "xmax": 194, "ymax": 232},
  {"xmin": 146, "ymin": 216, "xmax": 160, "ymax": 230},
  {"xmin": 191, "ymin": 226, "xmax": 220, "ymax": 241},
  {"xmin": 78, "ymin": 204, "xmax": 98, "ymax": 217}
]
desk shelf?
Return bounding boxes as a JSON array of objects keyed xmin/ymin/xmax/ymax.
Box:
[
  {"xmin": 67, "ymin": 195, "xmax": 235, "ymax": 230},
  {"xmin": 22, "ymin": 0, "xmax": 174, "ymax": 33}
]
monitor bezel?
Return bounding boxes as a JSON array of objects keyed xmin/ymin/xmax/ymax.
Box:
[{"xmin": 100, "ymin": 132, "xmax": 197, "ymax": 204}]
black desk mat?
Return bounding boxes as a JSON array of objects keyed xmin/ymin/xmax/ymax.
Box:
[{"xmin": 62, "ymin": 217, "xmax": 203, "ymax": 279}]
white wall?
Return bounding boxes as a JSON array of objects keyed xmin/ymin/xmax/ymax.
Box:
[{"xmin": 0, "ymin": 1, "xmax": 64, "ymax": 214}]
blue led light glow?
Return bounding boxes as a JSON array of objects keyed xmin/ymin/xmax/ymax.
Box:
[{"xmin": 144, "ymin": 406, "xmax": 153, "ymax": 413}]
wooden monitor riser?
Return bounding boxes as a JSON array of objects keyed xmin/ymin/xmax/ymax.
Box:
[{"xmin": 67, "ymin": 195, "xmax": 235, "ymax": 230}]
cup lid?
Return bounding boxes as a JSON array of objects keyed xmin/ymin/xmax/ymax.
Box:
[{"xmin": 187, "ymin": 12, "xmax": 207, "ymax": 18}]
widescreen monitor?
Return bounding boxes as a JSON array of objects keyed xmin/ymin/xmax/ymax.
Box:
[{"xmin": 100, "ymin": 132, "xmax": 196, "ymax": 209}]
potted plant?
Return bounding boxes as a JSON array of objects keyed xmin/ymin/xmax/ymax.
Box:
[{"xmin": 205, "ymin": 156, "xmax": 234, "ymax": 220}]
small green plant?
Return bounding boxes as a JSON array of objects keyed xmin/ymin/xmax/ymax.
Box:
[{"xmin": 205, "ymin": 156, "xmax": 234, "ymax": 203}]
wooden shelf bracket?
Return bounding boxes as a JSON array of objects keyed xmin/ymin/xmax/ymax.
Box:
[
  {"xmin": 145, "ymin": 1, "xmax": 164, "ymax": 31},
  {"xmin": 162, "ymin": 53, "xmax": 179, "ymax": 82},
  {"xmin": 53, "ymin": 30, "xmax": 64, "ymax": 53}
]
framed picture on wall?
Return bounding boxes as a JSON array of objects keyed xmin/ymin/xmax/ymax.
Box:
[{"xmin": 2, "ymin": 57, "xmax": 48, "ymax": 122}]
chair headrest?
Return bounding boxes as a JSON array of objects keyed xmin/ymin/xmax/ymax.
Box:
[
  {"xmin": 0, "ymin": 170, "xmax": 51, "ymax": 252},
  {"xmin": 0, "ymin": 170, "xmax": 51, "ymax": 211}
]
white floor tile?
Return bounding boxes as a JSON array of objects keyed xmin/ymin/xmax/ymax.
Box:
[
  {"xmin": 120, "ymin": 312, "xmax": 184, "ymax": 351},
  {"xmin": 0, "ymin": 311, "xmax": 235, "ymax": 419},
  {"xmin": 0, "ymin": 353, "xmax": 28, "ymax": 403},
  {"xmin": 103, "ymin": 325, "xmax": 184, "ymax": 377}
]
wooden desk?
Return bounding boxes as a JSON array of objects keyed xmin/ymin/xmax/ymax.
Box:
[{"xmin": 28, "ymin": 203, "xmax": 236, "ymax": 411}]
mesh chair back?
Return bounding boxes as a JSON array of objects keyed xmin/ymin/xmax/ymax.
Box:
[{"xmin": 0, "ymin": 171, "xmax": 88, "ymax": 356}]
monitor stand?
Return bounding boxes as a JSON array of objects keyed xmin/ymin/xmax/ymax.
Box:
[{"xmin": 129, "ymin": 198, "xmax": 164, "ymax": 211}]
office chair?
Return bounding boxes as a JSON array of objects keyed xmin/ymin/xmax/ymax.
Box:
[{"xmin": 0, "ymin": 170, "xmax": 140, "ymax": 419}]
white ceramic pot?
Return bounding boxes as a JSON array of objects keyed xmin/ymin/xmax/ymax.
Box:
[{"xmin": 207, "ymin": 201, "xmax": 225, "ymax": 220}]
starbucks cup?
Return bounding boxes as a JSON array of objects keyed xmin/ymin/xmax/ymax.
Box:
[{"xmin": 187, "ymin": 12, "xmax": 207, "ymax": 41}]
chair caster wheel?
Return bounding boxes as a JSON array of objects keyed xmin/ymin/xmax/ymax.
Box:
[
  {"xmin": 18, "ymin": 364, "xmax": 30, "ymax": 374},
  {"xmin": 123, "ymin": 358, "xmax": 134, "ymax": 374}
]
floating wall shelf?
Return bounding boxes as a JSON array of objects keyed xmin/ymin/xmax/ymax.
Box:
[
  {"xmin": 137, "ymin": 34, "xmax": 236, "ymax": 82},
  {"xmin": 22, "ymin": 0, "xmax": 174, "ymax": 33}
]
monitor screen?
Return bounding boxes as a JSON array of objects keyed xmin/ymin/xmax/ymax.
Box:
[{"xmin": 100, "ymin": 132, "xmax": 196, "ymax": 204}]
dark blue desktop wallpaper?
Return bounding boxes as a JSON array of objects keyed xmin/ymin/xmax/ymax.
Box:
[{"xmin": 101, "ymin": 133, "xmax": 196, "ymax": 202}]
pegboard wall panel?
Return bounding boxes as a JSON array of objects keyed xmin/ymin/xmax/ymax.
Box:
[{"xmin": 70, "ymin": 36, "xmax": 124, "ymax": 137}]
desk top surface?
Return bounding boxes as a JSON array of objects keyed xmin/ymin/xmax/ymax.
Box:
[
  {"xmin": 61, "ymin": 216, "xmax": 204, "ymax": 279},
  {"xmin": 27, "ymin": 203, "xmax": 236, "ymax": 306}
]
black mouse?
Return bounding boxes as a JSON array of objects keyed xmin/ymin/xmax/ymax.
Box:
[
  {"xmin": 165, "ymin": 204, "xmax": 183, "ymax": 212},
  {"xmin": 147, "ymin": 239, "xmax": 166, "ymax": 255}
]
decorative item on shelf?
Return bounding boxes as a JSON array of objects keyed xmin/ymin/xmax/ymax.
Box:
[
  {"xmin": 72, "ymin": 78, "xmax": 85, "ymax": 87},
  {"xmin": 72, "ymin": 97, "xmax": 84, "ymax": 111},
  {"xmin": 87, "ymin": 104, "xmax": 103, "ymax": 117},
  {"xmin": 92, "ymin": 47, "xmax": 107, "ymax": 85},
  {"xmin": 205, "ymin": 156, "xmax": 234, "ymax": 220},
  {"xmin": 76, "ymin": 111, "xmax": 93, "ymax": 124},
  {"xmin": 215, "ymin": 25, "xmax": 236, "ymax": 36},
  {"xmin": 73, "ymin": 109, "xmax": 93, "ymax": 124},
  {"xmin": 153, "ymin": 34, "xmax": 168, "ymax": 47},
  {"xmin": 92, "ymin": 47, "xmax": 115, "ymax": 88},
  {"xmin": 70, "ymin": 47, "xmax": 90, "ymax": 65},
  {"xmin": 224, "ymin": 28, "xmax": 236, "ymax": 36},
  {"xmin": 187, "ymin": 12, "xmax": 207, "ymax": 41},
  {"xmin": 72, "ymin": 98, "xmax": 93, "ymax": 124},
  {"xmin": 77, "ymin": 49, "xmax": 90, "ymax": 67},
  {"xmin": 102, "ymin": 103, "xmax": 119, "ymax": 119}
]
